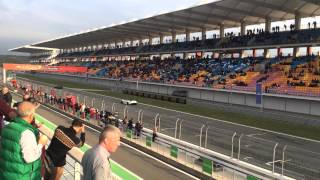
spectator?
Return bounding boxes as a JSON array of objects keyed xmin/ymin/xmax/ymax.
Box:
[
  {"xmin": 128, "ymin": 118, "xmax": 133, "ymax": 130},
  {"xmin": 152, "ymin": 127, "xmax": 157, "ymax": 142},
  {"xmin": 81, "ymin": 125, "xmax": 121, "ymax": 180},
  {"xmin": 135, "ymin": 120, "xmax": 143, "ymax": 137},
  {"xmin": 122, "ymin": 116, "xmax": 128, "ymax": 131},
  {"xmin": 0, "ymin": 98, "xmax": 17, "ymax": 133},
  {"xmin": 0, "ymin": 87, "xmax": 12, "ymax": 107},
  {"xmin": 0, "ymin": 101, "xmax": 48, "ymax": 180},
  {"xmin": 44, "ymin": 119, "xmax": 86, "ymax": 180}
]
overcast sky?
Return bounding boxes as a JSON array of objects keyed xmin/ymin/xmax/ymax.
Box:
[
  {"xmin": 1, "ymin": 0, "xmax": 217, "ymax": 55},
  {"xmin": 2, "ymin": 0, "xmax": 320, "ymax": 56}
]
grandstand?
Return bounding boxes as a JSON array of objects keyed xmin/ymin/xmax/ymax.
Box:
[
  {"xmin": 10, "ymin": 0, "xmax": 320, "ymax": 98},
  {"xmin": 6, "ymin": 1, "xmax": 320, "ymax": 179}
]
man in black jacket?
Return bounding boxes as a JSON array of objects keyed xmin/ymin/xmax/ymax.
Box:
[{"xmin": 45, "ymin": 119, "xmax": 86, "ymax": 180}]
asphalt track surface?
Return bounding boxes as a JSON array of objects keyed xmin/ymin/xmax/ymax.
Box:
[
  {"xmin": 19, "ymin": 79, "xmax": 320, "ymax": 180},
  {"xmin": 12, "ymin": 94, "xmax": 197, "ymax": 180}
]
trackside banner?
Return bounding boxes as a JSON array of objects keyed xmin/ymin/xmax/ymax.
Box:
[{"xmin": 3, "ymin": 64, "xmax": 88, "ymax": 73}]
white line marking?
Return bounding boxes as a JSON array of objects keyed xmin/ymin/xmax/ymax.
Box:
[
  {"xmin": 243, "ymin": 157, "xmax": 253, "ymax": 160},
  {"xmin": 265, "ymin": 159, "xmax": 291, "ymax": 165},
  {"xmin": 160, "ymin": 127, "xmax": 175, "ymax": 131},
  {"xmin": 246, "ymin": 133, "xmax": 267, "ymax": 137}
]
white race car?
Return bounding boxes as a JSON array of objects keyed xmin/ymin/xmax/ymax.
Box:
[{"xmin": 121, "ymin": 99, "xmax": 138, "ymax": 105}]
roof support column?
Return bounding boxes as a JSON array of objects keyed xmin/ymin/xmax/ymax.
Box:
[
  {"xmin": 201, "ymin": 27, "xmax": 206, "ymax": 41},
  {"xmin": 240, "ymin": 21, "xmax": 246, "ymax": 36},
  {"xmin": 265, "ymin": 18, "xmax": 271, "ymax": 32},
  {"xmin": 219, "ymin": 24, "xmax": 225, "ymax": 38},
  {"xmin": 240, "ymin": 50, "xmax": 245, "ymax": 58},
  {"xmin": 159, "ymin": 33, "xmax": 164, "ymax": 44},
  {"xmin": 264, "ymin": 49, "xmax": 270, "ymax": 58},
  {"xmin": 130, "ymin": 40, "xmax": 133, "ymax": 47},
  {"xmin": 295, "ymin": 13, "xmax": 301, "ymax": 30},
  {"xmin": 172, "ymin": 31, "xmax": 177, "ymax": 43},
  {"xmin": 183, "ymin": 52, "xmax": 189, "ymax": 59},
  {"xmin": 307, "ymin": 46, "xmax": 312, "ymax": 56},
  {"xmin": 149, "ymin": 36, "xmax": 153, "ymax": 45},
  {"xmin": 139, "ymin": 39, "xmax": 143, "ymax": 46},
  {"xmin": 293, "ymin": 47, "xmax": 300, "ymax": 57},
  {"xmin": 122, "ymin": 41, "xmax": 125, "ymax": 48},
  {"xmin": 185, "ymin": 29, "xmax": 190, "ymax": 42}
]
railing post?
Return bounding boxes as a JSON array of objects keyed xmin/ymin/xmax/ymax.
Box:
[
  {"xmin": 205, "ymin": 126, "xmax": 210, "ymax": 149},
  {"xmin": 179, "ymin": 120, "xmax": 184, "ymax": 140},
  {"xmin": 140, "ymin": 110, "xmax": 144, "ymax": 124},
  {"xmin": 74, "ymin": 162, "xmax": 81, "ymax": 180},
  {"xmin": 282, "ymin": 145, "xmax": 287, "ymax": 176},
  {"xmin": 154, "ymin": 113, "xmax": 159, "ymax": 131},
  {"xmin": 199, "ymin": 124, "xmax": 205, "ymax": 147},
  {"xmin": 273, "ymin": 143, "xmax": 279, "ymax": 173},
  {"xmin": 137, "ymin": 109, "xmax": 142, "ymax": 122},
  {"xmin": 111, "ymin": 103, "xmax": 116, "ymax": 113},
  {"xmin": 158, "ymin": 116, "xmax": 161, "ymax": 132},
  {"xmin": 238, "ymin": 134, "xmax": 243, "ymax": 160},
  {"xmin": 101, "ymin": 100, "xmax": 104, "ymax": 110},
  {"xmin": 123, "ymin": 105, "xmax": 128, "ymax": 118},
  {"xmin": 231, "ymin": 132, "xmax": 237, "ymax": 158},
  {"xmin": 175, "ymin": 118, "xmax": 180, "ymax": 138}
]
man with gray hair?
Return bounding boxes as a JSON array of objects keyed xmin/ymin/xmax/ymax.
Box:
[
  {"xmin": 0, "ymin": 101, "xmax": 48, "ymax": 180},
  {"xmin": 81, "ymin": 125, "xmax": 121, "ymax": 180}
]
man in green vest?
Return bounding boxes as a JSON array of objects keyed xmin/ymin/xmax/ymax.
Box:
[{"xmin": 0, "ymin": 101, "xmax": 48, "ymax": 180}]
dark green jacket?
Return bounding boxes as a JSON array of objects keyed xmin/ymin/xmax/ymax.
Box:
[{"xmin": 0, "ymin": 117, "xmax": 41, "ymax": 180}]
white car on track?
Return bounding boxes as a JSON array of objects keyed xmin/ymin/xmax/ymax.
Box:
[{"xmin": 121, "ymin": 99, "xmax": 138, "ymax": 105}]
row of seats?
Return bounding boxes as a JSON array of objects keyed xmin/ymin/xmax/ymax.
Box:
[
  {"xmin": 57, "ymin": 28, "xmax": 320, "ymax": 58},
  {"xmin": 215, "ymin": 55, "xmax": 320, "ymax": 97},
  {"xmin": 54, "ymin": 55, "xmax": 320, "ymax": 97}
]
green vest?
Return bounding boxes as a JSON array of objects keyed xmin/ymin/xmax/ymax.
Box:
[{"xmin": 0, "ymin": 117, "xmax": 42, "ymax": 180}]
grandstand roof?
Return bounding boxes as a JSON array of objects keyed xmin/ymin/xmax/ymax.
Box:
[
  {"xmin": 11, "ymin": 0, "xmax": 320, "ymax": 50},
  {"xmin": 9, "ymin": 45, "xmax": 57, "ymax": 54}
]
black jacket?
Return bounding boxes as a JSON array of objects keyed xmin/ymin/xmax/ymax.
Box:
[
  {"xmin": 0, "ymin": 92, "xmax": 12, "ymax": 106},
  {"xmin": 46, "ymin": 126, "xmax": 85, "ymax": 167}
]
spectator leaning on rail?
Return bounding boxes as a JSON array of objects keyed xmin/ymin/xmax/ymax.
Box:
[
  {"xmin": 44, "ymin": 119, "xmax": 86, "ymax": 180},
  {"xmin": 0, "ymin": 101, "xmax": 48, "ymax": 180},
  {"xmin": 81, "ymin": 125, "xmax": 121, "ymax": 180}
]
